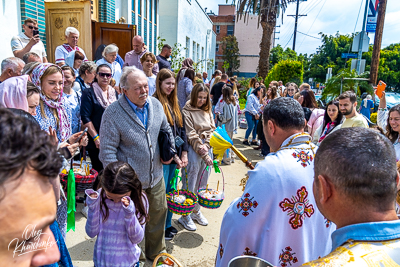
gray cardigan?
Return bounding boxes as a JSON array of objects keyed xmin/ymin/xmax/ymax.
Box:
[{"xmin": 99, "ymin": 96, "xmax": 174, "ymax": 189}]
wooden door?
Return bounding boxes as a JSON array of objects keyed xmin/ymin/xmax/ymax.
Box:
[
  {"xmin": 92, "ymin": 22, "xmax": 136, "ymax": 61},
  {"xmin": 44, "ymin": 0, "xmax": 93, "ymax": 63}
]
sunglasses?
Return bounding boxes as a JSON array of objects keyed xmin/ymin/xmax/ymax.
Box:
[
  {"xmin": 98, "ymin": 72, "xmax": 112, "ymax": 78},
  {"xmin": 27, "ymin": 25, "xmax": 39, "ymax": 30},
  {"xmin": 288, "ymin": 89, "xmax": 295, "ymax": 91}
]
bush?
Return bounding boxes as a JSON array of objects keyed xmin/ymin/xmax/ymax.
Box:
[
  {"xmin": 370, "ymin": 112, "xmax": 377, "ymax": 124},
  {"xmin": 239, "ymin": 98, "xmax": 246, "ymax": 110},
  {"xmin": 265, "ymin": 60, "xmax": 304, "ymax": 85}
]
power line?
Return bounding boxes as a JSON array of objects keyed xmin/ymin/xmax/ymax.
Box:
[
  {"xmin": 297, "ymin": 31, "xmax": 321, "ymax": 39},
  {"xmin": 353, "ymin": 0, "xmax": 364, "ymax": 32},
  {"xmin": 284, "ymin": 33, "xmax": 294, "ymax": 49},
  {"xmin": 297, "ymin": 0, "xmax": 328, "ymax": 50},
  {"xmin": 343, "ymin": 0, "xmax": 365, "ymax": 69}
]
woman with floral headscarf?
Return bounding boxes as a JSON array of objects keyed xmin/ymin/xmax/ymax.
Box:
[
  {"xmin": 31, "ymin": 63, "xmax": 72, "ymax": 143},
  {"xmin": 31, "ymin": 63, "xmax": 88, "ymax": 239}
]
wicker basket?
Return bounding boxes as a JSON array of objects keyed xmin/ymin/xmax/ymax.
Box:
[
  {"xmin": 60, "ymin": 169, "xmax": 98, "ymax": 193},
  {"xmin": 152, "ymin": 253, "xmax": 183, "ymax": 267},
  {"xmin": 197, "ymin": 166, "xmax": 225, "ymax": 209},
  {"xmin": 166, "ymin": 169, "xmax": 198, "ymax": 216}
]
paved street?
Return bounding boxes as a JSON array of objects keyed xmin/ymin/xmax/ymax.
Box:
[{"xmin": 66, "ymin": 127, "xmax": 265, "ymax": 266}]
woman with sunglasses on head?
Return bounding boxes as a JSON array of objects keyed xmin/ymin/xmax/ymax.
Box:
[{"xmin": 81, "ymin": 64, "xmax": 117, "ymax": 175}]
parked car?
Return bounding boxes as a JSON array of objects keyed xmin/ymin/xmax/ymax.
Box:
[{"xmin": 374, "ymin": 92, "xmax": 400, "ymax": 109}]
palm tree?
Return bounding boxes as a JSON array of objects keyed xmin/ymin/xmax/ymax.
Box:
[{"xmin": 234, "ymin": 0, "xmax": 291, "ymax": 79}]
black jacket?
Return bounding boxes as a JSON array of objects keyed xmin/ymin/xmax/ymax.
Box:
[
  {"xmin": 153, "ymin": 97, "xmax": 189, "ymax": 163},
  {"xmin": 80, "ymin": 87, "xmax": 105, "ymax": 149}
]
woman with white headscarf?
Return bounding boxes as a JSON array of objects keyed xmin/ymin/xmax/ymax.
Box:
[
  {"xmin": 359, "ymin": 94, "xmax": 374, "ymax": 120},
  {"xmin": 96, "ymin": 44, "xmax": 122, "ymax": 87}
]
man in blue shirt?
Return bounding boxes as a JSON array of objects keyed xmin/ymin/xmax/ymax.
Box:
[
  {"xmin": 156, "ymin": 44, "xmax": 172, "ymax": 71},
  {"xmin": 99, "ymin": 66, "xmax": 175, "ymax": 264},
  {"xmin": 302, "ymin": 127, "xmax": 400, "ymax": 266}
]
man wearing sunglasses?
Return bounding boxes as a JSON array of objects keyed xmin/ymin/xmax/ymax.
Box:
[{"xmin": 11, "ymin": 18, "xmax": 47, "ymax": 63}]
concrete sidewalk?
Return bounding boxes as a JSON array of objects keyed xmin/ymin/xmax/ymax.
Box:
[{"xmin": 66, "ymin": 127, "xmax": 265, "ymax": 266}]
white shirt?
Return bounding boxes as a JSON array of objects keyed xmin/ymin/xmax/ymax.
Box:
[
  {"xmin": 55, "ymin": 44, "xmax": 87, "ymax": 64},
  {"xmin": 96, "ymin": 58, "xmax": 122, "ymax": 86},
  {"xmin": 377, "ymin": 109, "xmax": 400, "ymax": 160},
  {"xmin": 216, "ymin": 133, "xmax": 335, "ymax": 267},
  {"xmin": 147, "ymin": 74, "xmax": 157, "ymax": 96},
  {"xmin": 11, "ymin": 33, "xmax": 47, "ymax": 58}
]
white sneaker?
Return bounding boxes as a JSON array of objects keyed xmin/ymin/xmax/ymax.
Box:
[
  {"xmin": 81, "ymin": 205, "xmax": 88, "ymax": 218},
  {"xmin": 178, "ymin": 215, "xmax": 197, "ymax": 231},
  {"xmin": 190, "ymin": 211, "xmax": 208, "ymax": 226}
]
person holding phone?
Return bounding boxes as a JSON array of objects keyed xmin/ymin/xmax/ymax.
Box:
[
  {"xmin": 11, "ymin": 18, "xmax": 47, "ymax": 63},
  {"xmin": 377, "ymin": 91, "xmax": 400, "ymax": 161},
  {"xmin": 153, "ymin": 69, "xmax": 189, "ymax": 240}
]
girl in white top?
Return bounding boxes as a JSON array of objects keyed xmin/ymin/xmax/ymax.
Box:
[
  {"xmin": 377, "ymin": 91, "xmax": 400, "ymax": 160},
  {"xmin": 140, "ymin": 52, "xmax": 158, "ymax": 96},
  {"xmin": 96, "ymin": 44, "xmax": 122, "ymax": 87}
]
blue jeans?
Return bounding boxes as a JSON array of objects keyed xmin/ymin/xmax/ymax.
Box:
[
  {"xmin": 245, "ymin": 112, "xmax": 258, "ymax": 140},
  {"xmin": 163, "ymin": 163, "xmax": 177, "ymax": 229}
]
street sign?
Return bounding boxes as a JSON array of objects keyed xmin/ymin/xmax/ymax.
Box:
[
  {"xmin": 366, "ymin": 0, "xmax": 379, "ymax": 33},
  {"xmin": 351, "ymin": 59, "xmax": 366, "ymax": 74},
  {"xmin": 352, "ymin": 32, "xmax": 370, "ymax": 52},
  {"xmin": 342, "ymin": 53, "xmax": 358, "ymax": 59}
]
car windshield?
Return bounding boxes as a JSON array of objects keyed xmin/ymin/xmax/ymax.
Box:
[{"xmin": 386, "ymin": 93, "xmax": 400, "ymax": 104}]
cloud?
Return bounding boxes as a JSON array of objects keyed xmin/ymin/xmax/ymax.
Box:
[{"xmin": 197, "ymin": 0, "xmax": 400, "ymax": 55}]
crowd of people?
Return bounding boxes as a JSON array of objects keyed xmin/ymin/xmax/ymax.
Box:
[
  {"xmin": 0, "ymin": 17, "xmax": 399, "ymax": 267},
  {"xmin": 241, "ymin": 78, "xmax": 372, "ymax": 157}
]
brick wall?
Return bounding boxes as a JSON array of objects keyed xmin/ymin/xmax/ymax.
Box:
[{"xmin": 209, "ymin": 14, "xmax": 235, "ymax": 71}]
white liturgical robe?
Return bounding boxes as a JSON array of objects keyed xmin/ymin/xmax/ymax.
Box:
[{"xmin": 216, "ymin": 133, "xmax": 335, "ymax": 267}]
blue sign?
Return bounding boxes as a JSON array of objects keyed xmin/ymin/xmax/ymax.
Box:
[
  {"xmin": 367, "ymin": 0, "xmax": 379, "ymax": 33},
  {"xmin": 342, "ymin": 53, "xmax": 358, "ymax": 59}
]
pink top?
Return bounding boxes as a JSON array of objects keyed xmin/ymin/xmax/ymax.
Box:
[
  {"xmin": 308, "ymin": 109, "xmax": 325, "ymax": 137},
  {"xmin": 0, "ymin": 75, "xmax": 29, "ymax": 112}
]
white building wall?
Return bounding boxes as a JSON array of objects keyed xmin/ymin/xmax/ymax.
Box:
[
  {"xmin": 159, "ymin": 0, "xmax": 215, "ymax": 76},
  {"xmin": 1, "ymin": 0, "xmax": 22, "ymax": 61},
  {"xmin": 235, "ymin": 15, "xmax": 263, "ymax": 77}
]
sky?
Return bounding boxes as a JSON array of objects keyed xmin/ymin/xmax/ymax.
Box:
[{"xmin": 197, "ymin": 0, "xmax": 400, "ymax": 55}]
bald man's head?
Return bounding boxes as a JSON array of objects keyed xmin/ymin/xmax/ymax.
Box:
[{"xmin": 132, "ymin": 36, "xmax": 145, "ymax": 54}]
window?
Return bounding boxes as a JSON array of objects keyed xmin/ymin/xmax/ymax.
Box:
[
  {"xmin": 193, "ymin": 41, "xmax": 196, "ymax": 61},
  {"xmin": 216, "ymin": 44, "xmax": 219, "ymax": 54},
  {"xmin": 138, "ymin": 0, "xmax": 141, "ymax": 15},
  {"xmin": 215, "ymin": 62, "xmax": 218, "ymax": 71},
  {"xmin": 216, "ymin": 25, "xmax": 220, "ymax": 34},
  {"xmin": 186, "ymin": 37, "xmax": 190, "ymax": 58},
  {"xmin": 154, "ymin": 0, "xmax": 157, "ymax": 23},
  {"xmin": 201, "ymin": 47, "xmax": 205, "ymax": 69},
  {"xmin": 227, "ymin": 25, "xmax": 234, "ymax": 35},
  {"xmin": 149, "ymin": 0, "xmax": 152, "ymax": 21},
  {"xmin": 144, "ymin": 0, "xmax": 147, "ymax": 18},
  {"xmin": 197, "ymin": 44, "xmax": 200, "ymax": 63}
]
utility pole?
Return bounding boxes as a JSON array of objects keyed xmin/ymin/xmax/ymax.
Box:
[
  {"xmin": 370, "ymin": 0, "xmax": 387, "ymax": 85},
  {"xmin": 356, "ymin": 0, "xmax": 369, "ymax": 74},
  {"xmin": 273, "ymin": 25, "xmax": 280, "ymax": 48},
  {"xmin": 288, "ymin": 0, "xmax": 306, "ymax": 51}
]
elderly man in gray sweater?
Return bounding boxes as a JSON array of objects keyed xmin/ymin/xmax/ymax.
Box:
[{"xmin": 99, "ymin": 66, "xmax": 175, "ymax": 263}]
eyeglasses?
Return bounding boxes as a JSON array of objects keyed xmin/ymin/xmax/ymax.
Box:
[
  {"xmin": 27, "ymin": 25, "xmax": 39, "ymax": 30},
  {"xmin": 98, "ymin": 72, "xmax": 112, "ymax": 78},
  {"xmin": 288, "ymin": 89, "xmax": 295, "ymax": 92}
]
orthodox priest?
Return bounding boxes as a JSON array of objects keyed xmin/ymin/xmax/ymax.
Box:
[{"xmin": 216, "ymin": 97, "xmax": 334, "ymax": 267}]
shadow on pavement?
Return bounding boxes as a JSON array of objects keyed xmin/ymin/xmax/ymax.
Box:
[{"xmin": 167, "ymin": 231, "xmax": 204, "ymax": 249}]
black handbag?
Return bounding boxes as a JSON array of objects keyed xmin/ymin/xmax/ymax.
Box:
[{"xmin": 158, "ymin": 128, "xmax": 176, "ymax": 162}]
